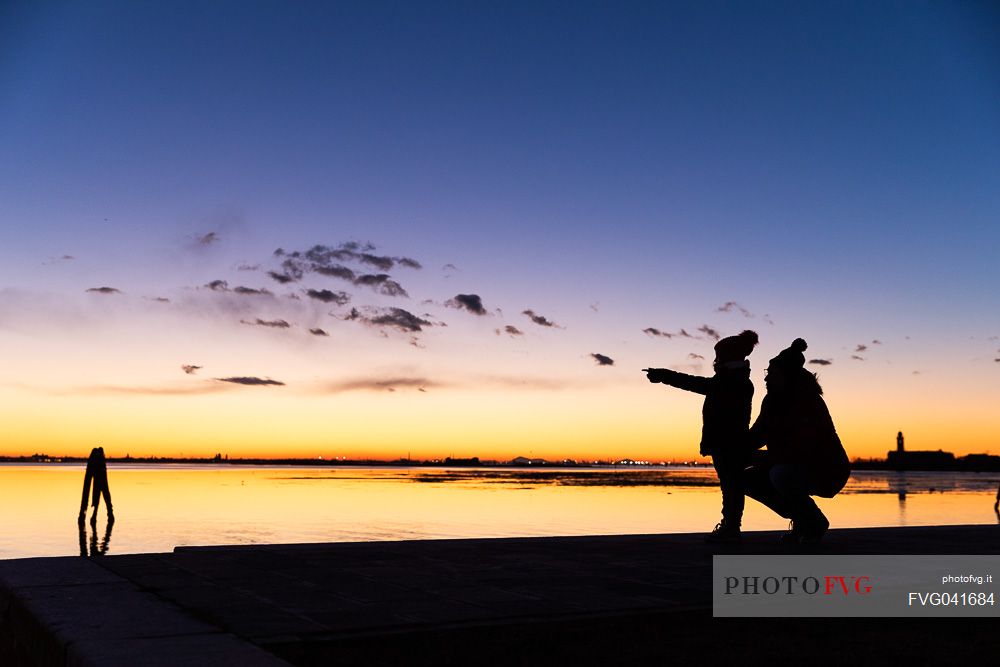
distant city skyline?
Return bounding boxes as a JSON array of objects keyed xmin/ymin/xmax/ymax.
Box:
[{"xmin": 1, "ymin": 1, "xmax": 998, "ymax": 460}]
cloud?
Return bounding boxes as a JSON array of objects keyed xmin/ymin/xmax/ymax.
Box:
[
  {"xmin": 643, "ymin": 327, "xmax": 673, "ymax": 338},
  {"xmin": 356, "ymin": 253, "xmax": 394, "ymax": 271},
  {"xmin": 697, "ymin": 325, "xmax": 721, "ymax": 341},
  {"xmin": 325, "ymin": 376, "xmax": 439, "ymax": 393},
  {"xmin": 809, "ymin": 359, "xmax": 833, "ymax": 366},
  {"xmin": 716, "ymin": 301, "xmax": 754, "ymax": 318},
  {"xmin": 85, "ymin": 287, "xmax": 121, "ymax": 295},
  {"xmin": 204, "ymin": 280, "xmax": 271, "ymax": 297},
  {"xmin": 396, "ymin": 257, "xmax": 422, "ymax": 269},
  {"xmin": 268, "ymin": 243, "xmax": 422, "ymax": 297},
  {"xmin": 360, "ymin": 307, "xmax": 435, "ymax": 333},
  {"xmin": 275, "ymin": 243, "xmax": 420, "ymax": 285},
  {"xmin": 181, "ymin": 364, "xmax": 202, "ymax": 375},
  {"xmin": 315, "ymin": 265, "xmax": 356, "ymax": 281},
  {"xmin": 241, "ymin": 318, "xmax": 291, "ymax": 328},
  {"xmin": 688, "ymin": 353, "xmax": 705, "ymax": 360},
  {"xmin": 353, "ymin": 274, "xmax": 408, "ymax": 297},
  {"xmin": 645, "ymin": 327, "xmax": 705, "ymax": 340},
  {"xmin": 496, "ymin": 325, "xmax": 524, "ymax": 337},
  {"xmin": 446, "ymin": 294, "xmax": 487, "ymax": 316},
  {"xmin": 872, "ymin": 339, "xmax": 883, "ymax": 345},
  {"xmin": 591, "ymin": 353, "xmax": 615, "ymax": 366},
  {"xmin": 304, "ymin": 289, "xmax": 350, "ymax": 305},
  {"xmin": 215, "ymin": 376, "xmax": 285, "ymax": 386},
  {"xmin": 236, "ymin": 263, "xmax": 260, "ymax": 271},
  {"xmin": 151, "ymin": 297, "xmax": 171, "ymax": 303},
  {"xmin": 309, "ymin": 328, "xmax": 329, "ymax": 337},
  {"xmin": 851, "ymin": 355, "xmax": 865, "ymax": 361},
  {"xmin": 267, "ymin": 271, "xmax": 297, "ymax": 284},
  {"xmin": 233, "ymin": 286, "xmax": 272, "ymax": 296},
  {"xmin": 855, "ymin": 344, "xmax": 868, "ymax": 353},
  {"xmin": 522, "ymin": 309, "xmax": 560, "ymax": 327},
  {"xmin": 303, "ymin": 243, "xmax": 421, "ymax": 273},
  {"xmin": 197, "ymin": 232, "xmax": 219, "ymax": 246},
  {"xmin": 43, "ymin": 254, "xmax": 75, "ymax": 265}
]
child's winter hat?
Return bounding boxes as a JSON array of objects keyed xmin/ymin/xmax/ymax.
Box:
[{"xmin": 714, "ymin": 330, "xmax": 759, "ymax": 363}]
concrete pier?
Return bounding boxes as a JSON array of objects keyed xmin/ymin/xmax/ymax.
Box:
[{"xmin": 2, "ymin": 525, "xmax": 998, "ymax": 665}]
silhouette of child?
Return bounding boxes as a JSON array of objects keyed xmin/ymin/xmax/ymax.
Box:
[
  {"xmin": 645, "ymin": 330, "xmax": 759, "ymax": 542},
  {"xmin": 79, "ymin": 446, "xmax": 114, "ymax": 525}
]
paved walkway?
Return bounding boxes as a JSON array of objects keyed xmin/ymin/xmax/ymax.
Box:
[{"xmin": 1, "ymin": 525, "xmax": 998, "ymax": 665}]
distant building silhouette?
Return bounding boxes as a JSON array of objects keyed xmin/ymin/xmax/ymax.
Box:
[
  {"xmin": 887, "ymin": 430, "xmax": 955, "ymax": 470},
  {"xmin": 511, "ymin": 456, "xmax": 548, "ymax": 466}
]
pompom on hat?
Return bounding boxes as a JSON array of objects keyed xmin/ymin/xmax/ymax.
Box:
[
  {"xmin": 769, "ymin": 338, "xmax": 808, "ymax": 371},
  {"xmin": 714, "ymin": 330, "xmax": 759, "ymax": 363}
]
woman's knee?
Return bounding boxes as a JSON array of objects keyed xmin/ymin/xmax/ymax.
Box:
[{"xmin": 769, "ymin": 464, "xmax": 810, "ymax": 497}]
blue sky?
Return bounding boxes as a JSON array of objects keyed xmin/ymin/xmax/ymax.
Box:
[{"xmin": 1, "ymin": 1, "xmax": 998, "ymax": 458}]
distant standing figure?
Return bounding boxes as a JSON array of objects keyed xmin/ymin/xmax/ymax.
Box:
[
  {"xmin": 645, "ymin": 330, "xmax": 759, "ymax": 542},
  {"xmin": 79, "ymin": 447, "xmax": 114, "ymax": 525},
  {"xmin": 994, "ymin": 482, "xmax": 999, "ymax": 512},
  {"xmin": 743, "ymin": 338, "xmax": 850, "ymax": 543}
]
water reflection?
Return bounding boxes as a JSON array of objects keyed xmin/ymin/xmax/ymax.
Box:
[
  {"xmin": 1, "ymin": 465, "xmax": 998, "ymax": 560},
  {"xmin": 276, "ymin": 467, "xmax": 1000, "ymax": 496},
  {"xmin": 78, "ymin": 519, "xmax": 113, "ymax": 557}
]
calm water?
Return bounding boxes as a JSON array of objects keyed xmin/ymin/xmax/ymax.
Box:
[{"xmin": 2, "ymin": 464, "xmax": 999, "ymax": 559}]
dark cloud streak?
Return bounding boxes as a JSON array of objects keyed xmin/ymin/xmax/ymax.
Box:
[
  {"xmin": 522, "ymin": 309, "xmax": 560, "ymax": 327},
  {"xmin": 446, "ymin": 294, "xmax": 487, "ymax": 316},
  {"xmin": 591, "ymin": 353, "xmax": 615, "ymax": 366},
  {"xmin": 240, "ymin": 318, "xmax": 291, "ymax": 329},
  {"xmin": 215, "ymin": 376, "xmax": 285, "ymax": 386},
  {"xmin": 304, "ymin": 289, "xmax": 350, "ymax": 305}
]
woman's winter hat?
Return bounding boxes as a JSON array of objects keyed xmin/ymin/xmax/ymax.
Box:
[
  {"xmin": 770, "ymin": 338, "xmax": 808, "ymax": 370},
  {"xmin": 714, "ymin": 330, "xmax": 759, "ymax": 363}
]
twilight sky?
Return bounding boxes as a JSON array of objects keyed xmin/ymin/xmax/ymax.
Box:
[{"xmin": 1, "ymin": 1, "xmax": 998, "ymax": 460}]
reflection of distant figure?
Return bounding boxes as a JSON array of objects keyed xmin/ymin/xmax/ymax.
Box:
[
  {"xmin": 79, "ymin": 447, "xmax": 114, "ymax": 525},
  {"xmin": 994, "ymin": 482, "xmax": 999, "ymax": 513},
  {"xmin": 645, "ymin": 330, "xmax": 759, "ymax": 542},
  {"xmin": 743, "ymin": 339, "xmax": 851, "ymax": 543},
  {"xmin": 78, "ymin": 517, "xmax": 114, "ymax": 557}
]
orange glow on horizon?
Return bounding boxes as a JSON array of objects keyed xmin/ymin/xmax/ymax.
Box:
[{"xmin": 1, "ymin": 377, "xmax": 996, "ymax": 461}]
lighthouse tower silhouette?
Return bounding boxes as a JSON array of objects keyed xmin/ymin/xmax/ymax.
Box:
[{"xmin": 897, "ymin": 431, "xmax": 904, "ymax": 453}]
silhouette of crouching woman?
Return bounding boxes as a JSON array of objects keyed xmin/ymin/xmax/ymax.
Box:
[
  {"xmin": 743, "ymin": 339, "xmax": 850, "ymax": 543},
  {"xmin": 79, "ymin": 446, "xmax": 114, "ymax": 525}
]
